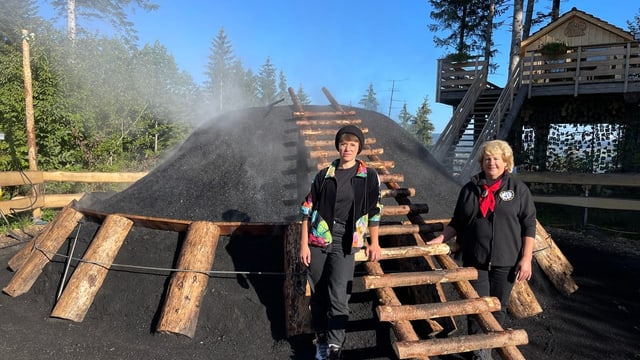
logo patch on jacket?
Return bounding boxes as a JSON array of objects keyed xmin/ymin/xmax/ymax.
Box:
[{"xmin": 499, "ymin": 190, "xmax": 515, "ymax": 201}]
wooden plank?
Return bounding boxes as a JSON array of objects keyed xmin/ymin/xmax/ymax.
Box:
[
  {"xmin": 42, "ymin": 171, "xmax": 147, "ymax": 183},
  {"xmin": 531, "ymin": 195, "xmax": 640, "ymax": 211},
  {"xmin": 0, "ymin": 171, "xmax": 44, "ymax": 186},
  {"xmin": 304, "ymin": 138, "xmax": 376, "ymax": 147},
  {"xmin": 354, "ymin": 243, "xmax": 452, "ymax": 261},
  {"xmin": 295, "ymin": 119, "xmax": 361, "ymax": 126},
  {"xmin": 382, "ymin": 204, "xmax": 429, "ymax": 216}
]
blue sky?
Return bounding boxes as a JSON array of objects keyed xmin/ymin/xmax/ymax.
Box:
[{"xmin": 37, "ymin": 1, "xmax": 637, "ymax": 132}]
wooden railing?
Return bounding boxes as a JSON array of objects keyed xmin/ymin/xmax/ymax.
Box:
[
  {"xmin": 522, "ymin": 41, "xmax": 640, "ymax": 95},
  {"xmin": 515, "ymin": 171, "xmax": 640, "ymax": 211},
  {"xmin": 0, "ymin": 171, "xmax": 147, "ymax": 215}
]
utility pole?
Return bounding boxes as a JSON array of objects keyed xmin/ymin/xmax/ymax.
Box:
[{"xmin": 387, "ymin": 79, "xmax": 407, "ymax": 118}]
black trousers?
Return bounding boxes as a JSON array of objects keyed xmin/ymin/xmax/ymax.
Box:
[
  {"xmin": 307, "ymin": 222, "xmax": 355, "ymax": 346},
  {"xmin": 467, "ymin": 265, "xmax": 516, "ymax": 335}
]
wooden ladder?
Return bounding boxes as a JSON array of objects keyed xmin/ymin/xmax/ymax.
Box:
[{"xmin": 286, "ymin": 87, "xmax": 529, "ymax": 360}]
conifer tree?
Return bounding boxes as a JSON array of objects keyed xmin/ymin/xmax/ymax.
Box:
[
  {"xmin": 358, "ymin": 82, "xmax": 379, "ymax": 111},
  {"xmin": 296, "ymin": 84, "xmax": 311, "ymax": 105},
  {"xmin": 411, "ymin": 97, "xmax": 435, "ymax": 147},
  {"xmin": 257, "ymin": 56, "xmax": 277, "ymax": 106},
  {"xmin": 205, "ymin": 28, "xmax": 237, "ymax": 113},
  {"xmin": 397, "ymin": 102, "xmax": 414, "ymax": 131}
]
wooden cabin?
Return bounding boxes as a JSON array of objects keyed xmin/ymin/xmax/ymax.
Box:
[{"xmin": 432, "ymin": 7, "xmax": 640, "ymax": 181}]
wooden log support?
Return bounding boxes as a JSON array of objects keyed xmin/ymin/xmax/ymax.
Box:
[
  {"xmin": 508, "ymin": 279, "xmax": 543, "ymax": 318},
  {"xmin": 156, "ymin": 221, "xmax": 220, "ymax": 338},
  {"xmin": 377, "ymin": 296, "xmax": 501, "ymax": 322},
  {"xmin": 8, "ymin": 201, "xmax": 84, "ymax": 272},
  {"xmin": 283, "ymin": 223, "xmax": 311, "ymax": 337},
  {"xmin": 316, "ymin": 160, "xmax": 394, "ymax": 170},
  {"xmin": 301, "ymin": 127, "xmax": 368, "ymax": 137},
  {"xmin": 354, "ymin": 243, "xmax": 451, "ymax": 262},
  {"xmin": 363, "ymin": 261, "xmax": 432, "ymax": 359},
  {"xmin": 295, "ymin": 119, "xmax": 361, "ymax": 126},
  {"xmin": 382, "ymin": 204, "xmax": 429, "ymax": 216},
  {"xmin": 305, "ymin": 138, "xmax": 376, "ymax": 148},
  {"xmin": 362, "ymin": 267, "xmax": 478, "ymax": 289},
  {"xmin": 3, "ymin": 204, "xmax": 85, "ymax": 297},
  {"xmin": 533, "ymin": 220, "xmax": 578, "ymax": 295},
  {"xmin": 309, "ymin": 147, "xmax": 383, "ymax": 158},
  {"xmin": 381, "ymin": 188, "xmax": 415, "ymax": 199},
  {"xmin": 49, "ymin": 214, "xmax": 134, "ymax": 322},
  {"xmin": 394, "ymin": 329, "xmax": 528, "ymax": 359},
  {"xmin": 379, "ymin": 223, "xmax": 444, "ymax": 236}
]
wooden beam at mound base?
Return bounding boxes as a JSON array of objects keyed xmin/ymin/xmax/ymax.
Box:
[
  {"xmin": 292, "ymin": 110, "xmax": 357, "ymax": 118},
  {"xmin": 533, "ymin": 220, "xmax": 578, "ymax": 295},
  {"xmin": 157, "ymin": 221, "xmax": 220, "ymax": 338},
  {"xmin": 50, "ymin": 214, "xmax": 133, "ymax": 322},
  {"xmin": 3, "ymin": 203, "xmax": 84, "ymax": 297},
  {"xmin": 382, "ymin": 204, "xmax": 429, "ymax": 216},
  {"xmin": 304, "ymin": 138, "xmax": 376, "ymax": 148},
  {"xmin": 393, "ymin": 329, "xmax": 528, "ymax": 359},
  {"xmin": 362, "ymin": 267, "xmax": 477, "ymax": 289},
  {"xmin": 8, "ymin": 201, "xmax": 83, "ymax": 272},
  {"xmin": 283, "ymin": 223, "xmax": 312, "ymax": 337},
  {"xmin": 295, "ymin": 119, "xmax": 362, "ymax": 126},
  {"xmin": 377, "ymin": 296, "xmax": 501, "ymax": 322},
  {"xmin": 381, "ymin": 188, "xmax": 415, "ymax": 199},
  {"xmin": 378, "ymin": 223, "xmax": 444, "ymax": 236}
]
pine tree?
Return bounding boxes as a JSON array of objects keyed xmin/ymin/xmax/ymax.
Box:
[
  {"xmin": 411, "ymin": 97, "xmax": 435, "ymax": 147},
  {"xmin": 397, "ymin": 102, "xmax": 414, "ymax": 131},
  {"xmin": 257, "ymin": 56, "xmax": 277, "ymax": 106},
  {"xmin": 276, "ymin": 70, "xmax": 290, "ymax": 105},
  {"xmin": 204, "ymin": 28, "xmax": 237, "ymax": 113},
  {"xmin": 358, "ymin": 82, "xmax": 379, "ymax": 111},
  {"xmin": 296, "ymin": 84, "xmax": 311, "ymax": 105}
]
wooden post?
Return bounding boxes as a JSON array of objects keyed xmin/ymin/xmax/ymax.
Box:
[
  {"xmin": 50, "ymin": 214, "xmax": 133, "ymax": 322},
  {"xmin": 21, "ymin": 29, "xmax": 40, "ymax": 219},
  {"xmin": 3, "ymin": 203, "xmax": 85, "ymax": 297},
  {"xmin": 283, "ymin": 223, "xmax": 312, "ymax": 337},
  {"xmin": 394, "ymin": 329, "xmax": 528, "ymax": 359},
  {"xmin": 533, "ymin": 220, "xmax": 579, "ymax": 295},
  {"xmin": 377, "ymin": 296, "xmax": 501, "ymax": 322},
  {"xmin": 156, "ymin": 221, "xmax": 220, "ymax": 338},
  {"xmin": 7, "ymin": 201, "xmax": 83, "ymax": 272}
]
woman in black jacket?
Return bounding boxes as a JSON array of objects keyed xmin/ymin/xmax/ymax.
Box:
[
  {"xmin": 429, "ymin": 140, "xmax": 536, "ymax": 360},
  {"xmin": 299, "ymin": 125, "xmax": 382, "ymax": 360}
]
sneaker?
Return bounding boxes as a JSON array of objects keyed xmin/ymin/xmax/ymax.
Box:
[
  {"xmin": 314, "ymin": 335, "xmax": 328, "ymax": 360},
  {"xmin": 327, "ymin": 344, "xmax": 341, "ymax": 360}
]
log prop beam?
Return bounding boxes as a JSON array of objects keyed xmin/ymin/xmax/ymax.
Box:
[
  {"xmin": 380, "ymin": 188, "xmax": 415, "ymax": 199},
  {"xmin": 301, "ymin": 128, "xmax": 368, "ymax": 136},
  {"xmin": 377, "ymin": 296, "xmax": 501, "ymax": 322},
  {"xmin": 8, "ymin": 201, "xmax": 84, "ymax": 272},
  {"xmin": 304, "ymin": 138, "xmax": 376, "ymax": 148},
  {"xmin": 295, "ymin": 119, "xmax": 362, "ymax": 126},
  {"xmin": 382, "ymin": 204, "xmax": 429, "ymax": 216},
  {"xmin": 156, "ymin": 221, "xmax": 220, "ymax": 338},
  {"xmin": 362, "ymin": 267, "xmax": 478, "ymax": 289},
  {"xmin": 50, "ymin": 214, "xmax": 134, "ymax": 322},
  {"xmin": 3, "ymin": 202, "xmax": 84, "ymax": 297},
  {"xmin": 393, "ymin": 329, "xmax": 528, "ymax": 359},
  {"xmin": 283, "ymin": 223, "xmax": 311, "ymax": 337},
  {"xmin": 533, "ymin": 220, "xmax": 578, "ymax": 295},
  {"xmin": 378, "ymin": 223, "xmax": 444, "ymax": 236}
]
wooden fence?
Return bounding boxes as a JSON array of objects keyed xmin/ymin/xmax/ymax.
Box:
[{"xmin": 0, "ymin": 171, "xmax": 147, "ymax": 215}]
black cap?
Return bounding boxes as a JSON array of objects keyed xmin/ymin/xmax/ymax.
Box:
[{"xmin": 335, "ymin": 125, "xmax": 365, "ymax": 154}]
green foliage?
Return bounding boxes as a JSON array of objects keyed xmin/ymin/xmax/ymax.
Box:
[
  {"xmin": 358, "ymin": 83, "xmax": 379, "ymax": 112},
  {"xmin": 257, "ymin": 56, "xmax": 277, "ymax": 106},
  {"xmin": 296, "ymin": 84, "xmax": 311, "ymax": 105},
  {"xmin": 539, "ymin": 42, "xmax": 568, "ymax": 58},
  {"xmin": 410, "ymin": 97, "xmax": 435, "ymax": 147},
  {"xmin": 397, "ymin": 102, "xmax": 414, "ymax": 131}
]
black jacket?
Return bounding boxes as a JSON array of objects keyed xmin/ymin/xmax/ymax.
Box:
[{"xmin": 449, "ymin": 172, "xmax": 537, "ymax": 268}]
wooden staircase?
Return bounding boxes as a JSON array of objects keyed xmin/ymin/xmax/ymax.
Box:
[{"xmin": 285, "ymin": 86, "xmax": 530, "ymax": 359}]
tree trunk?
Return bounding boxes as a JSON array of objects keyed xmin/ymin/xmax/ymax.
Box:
[
  {"xmin": 67, "ymin": 0, "xmax": 76, "ymax": 41},
  {"xmin": 523, "ymin": 0, "xmax": 535, "ymax": 39},
  {"xmin": 509, "ymin": 0, "xmax": 524, "ymax": 77},
  {"xmin": 533, "ymin": 221, "xmax": 579, "ymax": 295}
]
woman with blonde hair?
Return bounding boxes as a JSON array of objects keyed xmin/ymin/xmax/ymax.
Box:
[{"xmin": 429, "ymin": 140, "xmax": 536, "ymax": 360}]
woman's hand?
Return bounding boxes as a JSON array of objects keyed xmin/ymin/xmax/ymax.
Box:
[
  {"xmin": 299, "ymin": 244, "xmax": 311, "ymax": 267},
  {"xmin": 515, "ymin": 258, "xmax": 532, "ymax": 281},
  {"xmin": 427, "ymin": 234, "xmax": 445, "ymax": 245},
  {"xmin": 365, "ymin": 243, "xmax": 381, "ymax": 262}
]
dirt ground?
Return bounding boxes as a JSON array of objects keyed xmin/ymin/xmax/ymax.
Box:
[{"xmin": 0, "ymin": 224, "xmax": 638, "ymax": 360}]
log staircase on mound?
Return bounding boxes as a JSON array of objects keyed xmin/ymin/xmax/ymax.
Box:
[
  {"xmin": 0, "ymin": 87, "xmax": 578, "ymax": 360},
  {"xmin": 283, "ymin": 87, "xmax": 578, "ymax": 360}
]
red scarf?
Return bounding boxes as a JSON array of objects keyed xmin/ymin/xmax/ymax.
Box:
[{"xmin": 479, "ymin": 179, "xmax": 502, "ymax": 217}]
